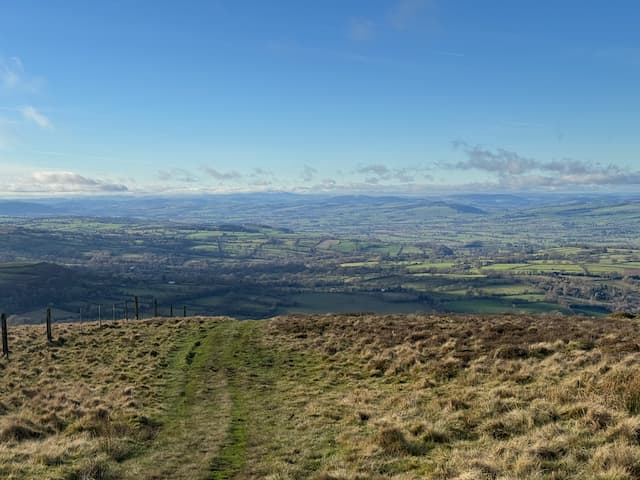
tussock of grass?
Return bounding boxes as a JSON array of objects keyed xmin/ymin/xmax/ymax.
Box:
[
  {"xmin": 0, "ymin": 416, "xmax": 43, "ymax": 442},
  {"xmin": 0, "ymin": 317, "xmax": 221, "ymax": 479},
  {"xmin": 262, "ymin": 313, "xmax": 640, "ymax": 478},
  {"xmin": 378, "ymin": 427, "xmax": 425, "ymax": 456},
  {"xmin": 64, "ymin": 453, "xmax": 120, "ymax": 480}
]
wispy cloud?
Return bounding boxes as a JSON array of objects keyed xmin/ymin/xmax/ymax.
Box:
[
  {"xmin": 0, "ymin": 56, "xmax": 23, "ymax": 89},
  {"xmin": 320, "ymin": 178, "xmax": 337, "ymax": 187},
  {"xmin": 356, "ymin": 164, "xmax": 390, "ymax": 176},
  {"xmin": 393, "ymin": 168, "xmax": 417, "ymax": 183},
  {"xmin": 201, "ymin": 166, "xmax": 242, "ymax": 181},
  {"xmin": 0, "ymin": 56, "xmax": 43, "ymax": 92},
  {"xmin": 252, "ymin": 167, "xmax": 273, "ymax": 177},
  {"xmin": 450, "ymin": 141, "xmax": 537, "ymax": 175},
  {"xmin": 354, "ymin": 164, "xmax": 423, "ymax": 183},
  {"xmin": 450, "ymin": 140, "xmax": 640, "ymax": 188},
  {"xmin": 157, "ymin": 168, "xmax": 197, "ymax": 183},
  {"xmin": 29, "ymin": 171, "xmax": 128, "ymax": 192},
  {"xmin": 21, "ymin": 105, "xmax": 52, "ymax": 129},
  {"xmin": 249, "ymin": 178, "xmax": 273, "ymax": 187},
  {"xmin": 349, "ymin": 18, "xmax": 376, "ymax": 41},
  {"xmin": 301, "ymin": 165, "xmax": 318, "ymax": 182}
]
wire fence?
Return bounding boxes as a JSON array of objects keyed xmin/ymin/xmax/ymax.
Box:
[{"xmin": 1, "ymin": 296, "xmax": 193, "ymax": 360}]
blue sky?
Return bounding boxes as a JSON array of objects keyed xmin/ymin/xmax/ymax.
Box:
[{"xmin": 1, "ymin": 0, "xmax": 639, "ymax": 195}]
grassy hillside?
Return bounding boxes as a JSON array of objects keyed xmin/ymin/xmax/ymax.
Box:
[{"xmin": 2, "ymin": 314, "xmax": 640, "ymax": 479}]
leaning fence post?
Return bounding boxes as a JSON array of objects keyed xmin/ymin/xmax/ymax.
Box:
[
  {"xmin": 1, "ymin": 313, "xmax": 8, "ymax": 360},
  {"xmin": 134, "ymin": 296, "xmax": 139, "ymax": 320},
  {"xmin": 46, "ymin": 307, "xmax": 53, "ymax": 343},
  {"xmin": 154, "ymin": 298, "xmax": 158, "ymax": 318}
]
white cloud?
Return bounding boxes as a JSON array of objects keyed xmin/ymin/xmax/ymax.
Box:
[
  {"xmin": 30, "ymin": 171, "xmax": 128, "ymax": 192},
  {"xmin": 21, "ymin": 105, "xmax": 52, "ymax": 129},
  {"xmin": 450, "ymin": 141, "xmax": 640, "ymax": 188}
]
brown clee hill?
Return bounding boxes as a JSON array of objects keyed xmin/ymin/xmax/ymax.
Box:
[{"xmin": 2, "ymin": 313, "xmax": 640, "ymax": 479}]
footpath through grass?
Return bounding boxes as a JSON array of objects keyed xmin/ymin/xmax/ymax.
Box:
[
  {"xmin": 125, "ymin": 318, "xmax": 334, "ymax": 480},
  {"xmin": 123, "ymin": 319, "xmax": 231, "ymax": 479},
  {"xmin": 7, "ymin": 314, "xmax": 640, "ymax": 479},
  {"xmin": 207, "ymin": 319, "xmax": 339, "ymax": 479}
]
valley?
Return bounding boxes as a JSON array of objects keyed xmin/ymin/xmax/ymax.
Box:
[{"xmin": 1, "ymin": 194, "xmax": 640, "ymax": 323}]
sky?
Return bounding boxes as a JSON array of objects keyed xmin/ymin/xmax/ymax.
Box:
[{"xmin": 1, "ymin": 0, "xmax": 639, "ymax": 196}]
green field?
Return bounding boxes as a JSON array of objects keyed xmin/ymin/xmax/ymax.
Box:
[
  {"xmin": 5, "ymin": 195, "xmax": 640, "ymax": 321},
  {"xmin": 288, "ymin": 292, "xmax": 433, "ymax": 315}
]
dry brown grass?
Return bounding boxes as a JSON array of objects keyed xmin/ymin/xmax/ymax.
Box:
[
  {"xmin": 0, "ymin": 317, "xmax": 217, "ymax": 479},
  {"xmin": 261, "ymin": 313, "xmax": 640, "ymax": 479},
  {"xmin": 4, "ymin": 313, "xmax": 640, "ymax": 479}
]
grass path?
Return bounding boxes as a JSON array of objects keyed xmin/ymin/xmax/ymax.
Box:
[
  {"xmin": 208, "ymin": 319, "xmax": 319, "ymax": 479},
  {"xmin": 123, "ymin": 319, "xmax": 303, "ymax": 479},
  {"xmin": 208, "ymin": 320, "xmax": 254, "ymax": 479},
  {"xmin": 124, "ymin": 321, "xmax": 232, "ymax": 479},
  {"xmin": 123, "ymin": 318, "xmax": 335, "ymax": 479}
]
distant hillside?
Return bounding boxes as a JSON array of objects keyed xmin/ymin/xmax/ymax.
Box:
[
  {"xmin": 521, "ymin": 200, "xmax": 640, "ymax": 222},
  {"xmin": 0, "ymin": 262, "xmax": 100, "ymax": 320},
  {"xmin": 2, "ymin": 313, "xmax": 640, "ymax": 479},
  {"xmin": 0, "ymin": 201, "xmax": 58, "ymax": 217},
  {"xmin": 5, "ymin": 192, "xmax": 640, "ymax": 231},
  {"xmin": 0, "ymin": 193, "xmax": 490, "ymax": 222}
]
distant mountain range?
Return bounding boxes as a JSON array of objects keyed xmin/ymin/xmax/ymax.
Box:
[{"xmin": 1, "ymin": 192, "xmax": 639, "ymax": 222}]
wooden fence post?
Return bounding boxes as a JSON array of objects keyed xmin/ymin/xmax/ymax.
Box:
[
  {"xmin": 154, "ymin": 298, "xmax": 158, "ymax": 318},
  {"xmin": 98, "ymin": 304, "xmax": 102, "ymax": 327},
  {"xmin": 46, "ymin": 307, "xmax": 53, "ymax": 343},
  {"xmin": 1, "ymin": 313, "xmax": 8, "ymax": 360},
  {"xmin": 183, "ymin": 305, "xmax": 187, "ymax": 318},
  {"xmin": 170, "ymin": 304, "xmax": 173, "ymax": 318},
  {"xmin": 134, "ymin": 296, "xmax": 139, "ymax": 320},
  {"xmin": 124, "ymin": 300, "xmax": 129, "ymax": 321}
]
